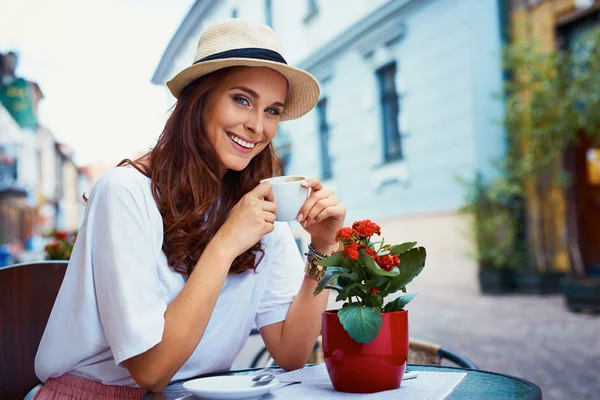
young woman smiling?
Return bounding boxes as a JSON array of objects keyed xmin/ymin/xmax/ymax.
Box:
[{"xmin": 33, "ymin": 19, "xmax": 345, "ymax": 399}]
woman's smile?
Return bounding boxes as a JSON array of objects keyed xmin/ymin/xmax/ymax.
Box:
[{"xmin": 226, "ymin": 131, "xmax": 257, "ymax": 154}]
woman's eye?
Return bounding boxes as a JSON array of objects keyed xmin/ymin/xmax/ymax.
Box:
[
  {"xmin": 234, "ymin": 96, "xmax": 250, "ymax": 106},
  {"xmin": 266, "ymin": 108, "xmax": 281, "ymax": 116}
]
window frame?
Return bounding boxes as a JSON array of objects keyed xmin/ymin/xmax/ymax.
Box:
[
  {"xmin": 316, "ymin": 98, "xmax": 333, "ymax": 181},
  {"xmin": 376, "ymin": 62, "xmax": 403, "ymax": 162}
]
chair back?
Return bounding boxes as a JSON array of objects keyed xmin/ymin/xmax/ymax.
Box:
[
  {"xmin": 0, "ymin": 261, "xmax": 68, "ymax": 399},
  {"xmin": 408, "ymin": 337, "xmax": 478, "ymax": 369}
]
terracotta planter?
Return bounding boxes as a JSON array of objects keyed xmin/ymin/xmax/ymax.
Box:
[{"xmin": 321, "ymin": 309, "xmax": 409, "ymax": 393}]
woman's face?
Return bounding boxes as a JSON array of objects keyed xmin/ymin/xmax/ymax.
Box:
[{"xmin": 203, "ymin": 67, "xmax": 288, "ymax": 174}]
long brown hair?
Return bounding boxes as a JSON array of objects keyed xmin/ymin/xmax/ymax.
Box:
[{"xmin": 120, "ymin": 67, "xmax": 282, "ymax": 276}]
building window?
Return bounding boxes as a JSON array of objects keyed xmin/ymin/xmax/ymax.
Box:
[
  {"xmin": 316, "ymin": 98, "xmax": 332, "ymax": 180},
  {"xmin": 231, "ymin": 8, "xmax": 238, "ymax": 18},
  {"xmin": 264, "ymin": 0, "xmax": 273, "ymax": 27},
  {"xmin": 377, "ymin": 62, "xmax": 402, "ymax": 162},
  {"xmin": 304, "ymin": 0, "xmax": 319, "ymax": 22},
  {"xmin": 273, "ymin": 129, "xmax": 291, "ymax": 174}
]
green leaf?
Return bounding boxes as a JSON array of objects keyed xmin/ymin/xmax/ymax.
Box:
[
  {"xmin": 386, "ymin": 247, "xmax": 426, "ymax": 293},
  {"xmin": 390, "ymin": 242, "xmax": 417, "ymax": 255},
  {"xmin": 316, "ymin": 251, "xmax": 351, "ymax": 269},
  {"xmin": 340, "ymin": 282, "xmax": 367, "ymax": 301},
  {"xmin": 313, "ymin": 267, "xmax": 359, "ymax": 296},
  {"xmin": 337, "ymin": 306, "xmax": 382, "ymax": 344},
  {"xmin": 383, "ymin": 293, "xmax": 417, "ymax": 312},
  {"xmin": 361, "ymin": 251, "xmax": 399, "ymax": 278},
  {"xmin": 335, "ymin": 291, "xmax": 349, "ymax": 302}
]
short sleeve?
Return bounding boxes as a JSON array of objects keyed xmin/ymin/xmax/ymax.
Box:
[
  {"xmin": 88, "ymin": 169, "xmax": 166, "ymax": 366},
  {"xmin": 255, "ymin": 223, "xmax": 305, "ymax": 330}
]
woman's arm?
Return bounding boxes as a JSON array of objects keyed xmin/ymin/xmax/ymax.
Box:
[
  {"xmin": 259, "ymin": 242, "xmax": 338, "ymax": 370},
  {"xmin": 122, "ymin": 239, "xmax": 233, "ymax": 392}
]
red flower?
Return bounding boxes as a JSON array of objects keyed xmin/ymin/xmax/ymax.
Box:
[
  {"xmin": 55, "ymin": 231, "xmax": 68, "ymax": 241},
  {"xmin": 370, "ymin": 288, "xmax": 379, "ymax": 295},
  {"xmin": 343, "ymin": 242, "xmax": 360, "ymax": 260},
  {"xmin": 376, "ymin": 254, "xmax": 401, "ymax": 272},
  {"xmin": 336, "ymin": 227, "xmax": 356, "ymax": 242},
  {"xmin": 364, "ymin": 247, "xmax": 378, "ymax": 258},
  {"xmin": 352, "ymin": 220, "xmax": 381, "ymax": 238}
]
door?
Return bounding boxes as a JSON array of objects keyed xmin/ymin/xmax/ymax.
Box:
[{"xmin": 574, "ymin": 138, "xmax": 600, "ymax": 271}]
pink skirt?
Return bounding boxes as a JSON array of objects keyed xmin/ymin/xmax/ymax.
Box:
[{"xmin": 33, "ymin": 374, "xmax": 145, "ymax": 400}]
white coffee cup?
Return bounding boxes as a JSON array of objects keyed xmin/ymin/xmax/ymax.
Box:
[{"xmin": 260, "ymin": 175, "xmax": 309, "ymax": 222}]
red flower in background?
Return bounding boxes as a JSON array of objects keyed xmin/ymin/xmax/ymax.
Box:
[
  {"xmin": 44, "ymin": 231, "xmax": 77, "ymax": 261},
  {"xmin": 55, "ymin": 231, "xmax": 69, "ymax": 241}
]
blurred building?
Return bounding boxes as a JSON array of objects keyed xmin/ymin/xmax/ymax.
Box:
[
  {"xmin": 0, "ymin": 51, "xmax": 88, "ymax": 248},
  {"xmin": 56, "ymin": 143, "xmax": 81, "ymax": 233},
  {"xmin": 510, "ymin": 0, "xmax": 600, "ymax": 276},
  {"xmin": 0, "ymin": 103, "xmax": 32, "ymax": 244},
  {"xmin": 152, "ymin": 0, "xmax": 509, "ymax": 291}
]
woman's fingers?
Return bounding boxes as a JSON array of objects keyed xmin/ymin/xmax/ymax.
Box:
[
  {"xmin": 304, "ymin": 196, "xmax": 340, "ymax": 226},
  {"xmin": 297, "ymin": 188, "xmax": 333, "ymax": 223},
  {"xmin": 250, "ymin": 181, "xmax": 274, "ymax": 202},
  {"xmin": 263, "ymin": 211, "xmax": 276, "ymax": 224},
  {"xmin": 260, "ymin": 199, "xmax": 278, "ymax": 214},
  {"xmin": 312, "ymin": 204, "xmax": 346, "ymax": 225},
  {"xmin": 301, "ymin": 177, "xmax": 323, "ymax": 191}
]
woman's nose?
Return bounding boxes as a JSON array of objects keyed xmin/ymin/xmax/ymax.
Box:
[{"xmin": 244, "ymin": 110, "xmax": 264, "ymax": 136}]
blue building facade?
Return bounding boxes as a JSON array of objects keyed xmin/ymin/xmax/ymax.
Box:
[
  {"xmin": 282, "ymin": 0, "xmax": 506, "ymax": 221},
  {"xmin": 152, "ymin": 0, "xmax": 508, "ymax": 291}
]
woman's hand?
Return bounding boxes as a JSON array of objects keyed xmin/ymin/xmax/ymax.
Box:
[
  {"xmin": 214, "ymin": 182, "xmax": 277, "ymax": 260},
  {"xmin": 296, "ymin": 178, "xmax": 346, "ymax": 252}
]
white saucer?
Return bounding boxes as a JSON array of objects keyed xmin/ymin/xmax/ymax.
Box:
[{"xmin": 182, "ymin": 375, "xmax": 280, "ymax": 400}]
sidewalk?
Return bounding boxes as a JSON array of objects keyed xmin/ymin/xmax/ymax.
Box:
[{"xmin": 407, "ymin": 283, "xmax": 599, "ymax": 400}]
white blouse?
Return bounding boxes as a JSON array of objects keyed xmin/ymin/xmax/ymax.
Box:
[{"xmin": 35, "ymin": 167, "xmax": 304, "ymax": 387}]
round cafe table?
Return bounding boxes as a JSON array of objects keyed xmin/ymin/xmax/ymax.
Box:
[{"xmin": 143, "ymin": 364, "xmax": 542, "ymax": 400}]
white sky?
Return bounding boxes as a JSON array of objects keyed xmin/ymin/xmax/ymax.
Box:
[{"xmin": 0, "ymin": 0, "xmax": 194, "ymax": 166}]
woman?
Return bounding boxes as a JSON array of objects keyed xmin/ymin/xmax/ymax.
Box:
[{"xmin": 34, "ymin": 19, "xmax": 345, "ymax": 398}]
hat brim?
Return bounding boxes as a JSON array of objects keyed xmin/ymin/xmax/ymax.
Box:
[{"xmin": 166, "ymin": 58, "xmax": 320, "ymax": 121}]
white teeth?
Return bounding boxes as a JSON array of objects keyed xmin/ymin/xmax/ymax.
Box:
[{"xmin": 227, "ymin": 133, "xmax": 255, "ymax": 149}]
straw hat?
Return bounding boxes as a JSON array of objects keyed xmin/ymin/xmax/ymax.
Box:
[{"xmin": 167, "ymin": 19, "xmax": 320, "ymax": 121}]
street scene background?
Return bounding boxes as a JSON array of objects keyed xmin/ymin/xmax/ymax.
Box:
[{"xmin": 1, "ymin": 1, "xmax": 600, "ymax": 399}]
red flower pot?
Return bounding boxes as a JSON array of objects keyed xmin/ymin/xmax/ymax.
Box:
[{"xmin": 321, "ymin": 309, "xmax": 409, "ymax": 393}]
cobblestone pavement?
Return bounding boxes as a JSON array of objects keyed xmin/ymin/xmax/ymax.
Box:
[
  {"xmin": 392, "ymin": 284, "xmax": 600, "ymax": 400},
  {"xmin": 235, "ymin": 284, "xmax": 600, "ymax": 400}
]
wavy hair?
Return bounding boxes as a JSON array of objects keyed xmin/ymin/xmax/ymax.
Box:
[{"xmin": 119, "ymin": 67, "xmax": 282, "ymax": 276}]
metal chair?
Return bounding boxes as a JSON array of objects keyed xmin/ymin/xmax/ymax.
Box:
[
  {"xmin": 247, "ymin": 333, "xmax": 478, "ymax": 370},
  {"xmin": 408, "ymin": 338, "xmax": 478, "ymax": 369},
  {"xmin": 0, "ymin": 261, "xmax": 69, "ymax": 399}
]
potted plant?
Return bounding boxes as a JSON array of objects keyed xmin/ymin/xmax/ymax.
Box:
[
  {"xmin": 44, "ymin": 230, "xmax": 76, "ymax": 260},
  {"xmin": 312, "ymin": 220, "xmax": 426, "ymax": 393},
  {"xmin": 458, "ymin": 173, "xmax": 522, "ymax": 294}
]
